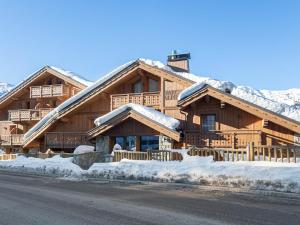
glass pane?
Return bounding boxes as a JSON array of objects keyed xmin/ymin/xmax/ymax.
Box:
[
  {"xmin": 202, "ymin": 115, "xmax": 215, "ymax": 132},
  {"xmin": 149, "ymin": 79, "xmax": 158, "ymax": 92},
  {"xmin": 134, "ymin": 81, "xmax": 142, "ymax": 93},
  {"xmin": 141, "ymin": 136, "xmax": 159, "ymax": 152},
  {"xmin": 126, "ymin": 136, "xmax": 136, "ymax": 151},
  {"xmin": 115, "ymin": 136, "xmax": 126, "ymax": 149}
]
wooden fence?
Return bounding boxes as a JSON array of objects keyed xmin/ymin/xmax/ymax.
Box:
[
  {"xmin": 188, "ymin": 144, "xmax": 300, "ymax": 163},
  {"xmin": 22, "ymin": 152, "xmax": 74, "ymax": 159},
  {"xmin": 0, "ymin": 154, "xmax": 17, "ymax": 161},
  {"xmin": 113, "ymin": 150, "xmax": 183, "ymax": 162}
]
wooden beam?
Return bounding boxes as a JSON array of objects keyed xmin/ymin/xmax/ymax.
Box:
[{"xmin": 160, "ymin": 78, "xmax": 165, "ymax": 113}]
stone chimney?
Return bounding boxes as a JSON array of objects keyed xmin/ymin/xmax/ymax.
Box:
[{"xmin": 167, "ymin": 50, "xmax": 191, "ymax": 73}]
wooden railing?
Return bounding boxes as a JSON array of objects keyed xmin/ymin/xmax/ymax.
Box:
[
  {"xmin": 185, "ymin": 130, "xmax": 262, "ymax": 149},
  {"xmin": 30, "ymin": 84, "xmax": 68, "ymax": 98},
  {"xmin": 188, "ymin": 147, "xmax": 247, "ymax": 162},
  {"xmin": 45, "ymin": 132, "xmax": 89, "ymax": 149},
  {"xmin": 188, "ymin": 144, "xmax": 300, "ymax": 163},
  {"xmin": 253, "ymin": 145, "xmax": 300, "ymax": 163},
  {"xmin": 0, "ymin": 154, "xmax": 17, "ymax": 161},
  {"xmin": 0, "ymin": 134, "xmax": 24, "ymax": 146},
  {"xmin": 113, "ymin": 150, "xmax": 183, "ymax": 162},
  {"xmin": 111, "ymin": 92, "xmax": 161, "ymax": 110},
  {"xmin": 8, "ymin": 108, "xmax": 53, "ymax": 122},
  {"xmin": 20, "ymin": 152, "xmax": 74, "ymax": 159}
]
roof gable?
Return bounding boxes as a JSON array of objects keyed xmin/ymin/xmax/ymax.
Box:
[
  {"xmin": 0, "ymin": 66, "xmax": 91, "ymax": 106},
  {"xmin": 178, "ymin": 84, "xmax": 300, "ymax": 134},
  {"xmin": 89, "ymin": 104, "xmax": 180, "ymax": 141}
]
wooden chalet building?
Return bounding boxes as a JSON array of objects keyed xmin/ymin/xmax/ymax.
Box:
[
  {"xmin": 2, "ymin": 53, "xmax": 300, "ymax": 155},
  {"xmin": 0, "ymin": 66, "xmax": 92, "ymax": 153}
]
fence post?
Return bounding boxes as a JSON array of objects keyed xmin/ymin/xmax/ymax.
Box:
[
  {"xmin": 147, "ymin": 150, "xmax": 152, "ymax": 160},
  {"xmin": 248, "ymin": 142, "xmax": 255, "ymax": 161}
]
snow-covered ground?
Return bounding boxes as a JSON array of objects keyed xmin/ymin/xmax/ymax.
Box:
[
  {"xmin": 0, "ymin": 155, "xmax": 82, "ymax": 177},
  {"xmin": 1, "ymin": 153, "xmax": 300, "ymax": 193}
]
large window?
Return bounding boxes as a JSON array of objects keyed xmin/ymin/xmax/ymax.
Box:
[
  {"xmin": 133, "ymin": 80, "xmax": 142, "ymax": 93},
  {"xmin": 149, "ymin": 79, "xmax": 159, "ymax": 92},
  {"xmin": 115, "ymin": 136, "xmax": 136, "ymax": 151},
  {"xmin": 201, "ymin": 114, "xmax": 216, "ymax": 133},
  {"xmin": 141, "ymin": 136, "xmax": 159, "ymax": 152}
]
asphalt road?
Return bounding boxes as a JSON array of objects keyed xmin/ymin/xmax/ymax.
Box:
[{"xmin": 0, "ymin": 172, "xmax": 299, "ymax": 225}]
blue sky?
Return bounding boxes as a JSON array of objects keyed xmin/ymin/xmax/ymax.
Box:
[{"xmin": 0, "ymin": 0, "xmax": 299, "ymax": 90}]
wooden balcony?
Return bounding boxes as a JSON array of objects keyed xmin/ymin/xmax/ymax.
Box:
[
  {"xmin": 30, "ymin": 84, "xmax": 68, "ymax": 98},
  {"xmin": 8, "ymin": 108, "xmax": 53, "ymax": 122},
  {"xmin": 45, "ymin": 132, "xmax": 89, "ymax": 149},
  {"xmin": 111, "ymin": 92, "xmax": 161, "ymax": 110},
  {"xmin": 185, "ymin": 130, "xmax": 262, "ymax": 149},
  {"xmin": 0, "ymin": 134, "xmax": 24, "ymax": 146}
]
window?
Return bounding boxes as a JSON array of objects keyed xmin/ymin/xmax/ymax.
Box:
[
  {"xmin": 149, "ymin": 79, "xmax": 158, "ymax": 92},
  {"xmin": 115, "ymin": 136, "xmax": 136, "ymax": 151},
  {"xmin": 133, "ymin": 80, "xmax": 142, "ymax": 93},
  {"xmin": 141, "ymin": 136, "xmax": 159, "ymax": 152},
  {"xmin": 201, "ymin": 114, "xmax": 216, "ymax": 133}
]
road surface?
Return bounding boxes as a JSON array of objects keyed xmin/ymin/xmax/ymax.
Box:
[{"xmin": 0, "ymin": 171, "xmax": 299, "ymax": 225}]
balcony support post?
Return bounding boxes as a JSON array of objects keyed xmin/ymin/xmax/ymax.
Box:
[{"xmin": 160, "ymin": 78, "xmax": 165, "ymax": 113}]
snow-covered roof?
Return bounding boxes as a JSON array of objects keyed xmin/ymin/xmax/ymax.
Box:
[
  {"xmin": 23, "ymin": 61, "xmax": 136, "ymax": 143},
  {"xmin": 94, "ymin": 103, "xmax": 180, "ymax": 130},
  {"xmin": 0, "ymin": 66, "xmax": 92, "ymax": 104},
  {"xmin": 50, "ymin": 66, "xmax": 94, "ymax": 87},
  {"xmin": 24, "ymin": 58, "xmax": 300, "ymax": 145}
]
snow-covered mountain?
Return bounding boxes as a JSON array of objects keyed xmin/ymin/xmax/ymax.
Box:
[
  {"xmin": 0, "ymin": 82, "xmax": 14, "ymax": 97},
  {"xmin": 141, "ymin": 59, "xmax": 300, "ymax": 122}
]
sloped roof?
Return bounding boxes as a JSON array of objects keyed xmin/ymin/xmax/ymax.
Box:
[
  {"xmin": 0, "ymin": 66, "xmax": 92, "ymax": 105},
  {"xmin": 89, "ymin": 103, "xmax": 180, "ymax": 141},
  {"xmin": 178, "ymin": 84, "xmax": 300, "ymax": 134},
  {"xmin": 23, "ymin": 59, "xmax": 195, "ymax": 147}
]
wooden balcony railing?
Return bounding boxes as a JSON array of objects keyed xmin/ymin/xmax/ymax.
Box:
[
  {"xmin": 8, "ymin": 108, "xmax": 53, "ymax": 122},
  {"xmin": 0, "ymin": 134, "xmax": 24, "ymax": 146},
  {"xmin": 185, "ymin": 130, "xmax": 262, "ymax": 149},
  {"xmin": 111, "ymin": 92, "xmax": 161, "ymax": 110},
  {"xmin": 30, "ymin": 84, "xmax": 68, "ymax": 98},
  {"xmin": 45, "ymin": 132, "xmax": 89, "ymax": 149}
]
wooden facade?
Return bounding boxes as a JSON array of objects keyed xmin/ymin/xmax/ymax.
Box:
[
  {"xmin": 5, "ymin": 59, "xmax": 300, "ymax": 153},
  {"xmin": 0, "ymin": 67, "xmax": 89, "ymax": 152}
]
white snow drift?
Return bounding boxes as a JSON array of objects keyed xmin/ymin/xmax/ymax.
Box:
[{"xmin": 1, "ymin": 153, "xmax": 300, "ymax": 193}]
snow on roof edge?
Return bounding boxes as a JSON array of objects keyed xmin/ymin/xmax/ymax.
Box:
[
  {"xmin": 49, "ymin": 66, "xmax": 94, "ymax": 87},
  {"xmin": 94, "ymin": 103, "xmax": 180, "ymax": 130}
]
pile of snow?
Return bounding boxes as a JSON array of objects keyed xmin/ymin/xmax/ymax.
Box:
[
  {"xmin": 1, "ymin": 152, "xmax": 300, "ymax": 193},
  {"xmin": 73, "ymin": 145, "xmax": 95, "ymax": 155},
  {"xmin": 50, "ymin": 66, "xmax": 94, "ymax": 87},
  {"xmin": 0, "ymin": 82, "xmax": 14, "ymax": 97},
  {"xmin": 88, "ymin": 154, "xmax": 300, "ymax": 193},
  {"xmin": 0, "ymin": 155, "xmax": 82, "ymax": 177},
  {"xmin": 140, "ymin": 59, "xmax": 300, "ymax": 122},
  {"xmin": 94, "ymin": 103, "xmax": 180, "ymax": 130}
]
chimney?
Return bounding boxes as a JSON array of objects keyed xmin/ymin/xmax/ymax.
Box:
[{"xmin": 167, "ymin": 50, "xmax": 191, "ymax": 73}]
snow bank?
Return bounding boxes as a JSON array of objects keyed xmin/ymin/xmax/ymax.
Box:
[
  {"xmin": 88, "ymin": 156, "xmax": 300, "ymax": 193},
  {"xmin": 1, "ymin": 153, "xmax": 300, "ymax": 193},
  {"xmin": 0, "ymin": 155, "xmax": 82, "ymax": 177},
  {"xmin": 73, "ymin": 145, "xmax": 95, "ymax": 155},
  {"xmin": 94, "ymin": 103, "xmax": 180, "ymax": 130}
]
